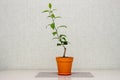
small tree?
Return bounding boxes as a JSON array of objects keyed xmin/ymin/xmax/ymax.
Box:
[{"xmin": 42, "ymin": 3, "xmax": 69, "ymax": 57}]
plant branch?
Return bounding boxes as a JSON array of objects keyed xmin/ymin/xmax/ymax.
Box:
[{"xmin": 43, "ymin": 3, "xmax": 68, "ymax": 57}]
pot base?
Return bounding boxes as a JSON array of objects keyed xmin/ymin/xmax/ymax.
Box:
[{"xmin": 58, "ymin": 73, "xmax": 71, "ymax": 75}]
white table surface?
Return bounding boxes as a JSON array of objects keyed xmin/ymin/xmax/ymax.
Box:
[{"xmin": 0, "ymin": 70, "xmax": 120, "ymax": 80}]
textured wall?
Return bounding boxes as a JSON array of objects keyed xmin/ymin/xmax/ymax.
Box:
[{"xmin": 0, "ymin": 0, "xmax": 120, "ymax": 70}]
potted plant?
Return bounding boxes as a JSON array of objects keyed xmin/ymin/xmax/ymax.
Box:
[{"xmin": 42, "ymin": 3, "xmax": 73, "ymax": 75}]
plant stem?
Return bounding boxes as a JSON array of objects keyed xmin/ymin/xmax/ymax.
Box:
[
  {"xmin": 50, "ymin": 10, "xmax": 67, "ymax": 58},
  {"xmin": 62, "ymin": 45, "xmax": 66, "ymax": 57},
  {"xmin": 51, "ymin": 18, "xmax": 59, "ymax": 40}
]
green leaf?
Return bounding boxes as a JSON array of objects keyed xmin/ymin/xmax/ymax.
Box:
[
  {"xmin": 63, "ymin": 41, "xmax": 68, "ymax": 45},
  {"xmin": 49, "ymin": 3, "xmax": 52, "ymax": 9},
  {"xmin": 50, "ymin": 23, "xmax": 55, "ymax": 30},
  {"xmin": 51, "ymin": 14, "xmax": 55, "ymax": 18},
  {"xmin": 57, "ymin": 43, "xmax": 61, "ymax": 46},
  {"xmin": 48, "ymin": 14, "xmax": 55, "ymax": 18},
  {"xmin": 60, "ymin": 34, "xmax": 66, "ymax": 37},
  {"xmin": 59, "ymin": 38, "xmax": 62, "ymax": 42},
  {"xmin": 52, "ymin": 32, "xmax": 57, "ymax": 36},
  {"xmin": 42, "ymin": 10, "xmax": 49, "ymax": 13},
  {"xmin": 59, "ymin": 37, "xmax": 67, "ymax": 44},
  {"xmin": 57, "ymin": 25, "xmax": 67, "ymax": 29},
  {"xmin": 62, "ymin": 37, "xmax": 66, "ymax": 41}
]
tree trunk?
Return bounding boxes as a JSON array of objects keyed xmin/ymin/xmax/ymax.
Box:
[{"xmin": 63, "ymin": 47, "xmax": 66, "ymax": 57}]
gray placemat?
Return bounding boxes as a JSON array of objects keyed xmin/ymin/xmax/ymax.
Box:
[{"xmin": 35, "ymin": 72, "xmax": 94, "ymax": 78}]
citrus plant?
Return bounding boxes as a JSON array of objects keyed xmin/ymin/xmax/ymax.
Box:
[{"xmin": 42, "ymin": 3, "xmax": 69, "ymax": 57}]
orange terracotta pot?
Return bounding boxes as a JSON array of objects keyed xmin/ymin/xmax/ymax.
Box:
[{"xmin": 56, "ymin": 57, "xmax": 73, "ymax": 75}]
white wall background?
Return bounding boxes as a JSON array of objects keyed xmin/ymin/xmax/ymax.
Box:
[{"xmin": 0, "ymin": 0, "xmax": 120, "ymax": 70}]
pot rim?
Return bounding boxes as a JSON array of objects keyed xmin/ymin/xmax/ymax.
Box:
[{"xmin": 56, "ymin": 56, "xmax": 73, "ymax": 58}]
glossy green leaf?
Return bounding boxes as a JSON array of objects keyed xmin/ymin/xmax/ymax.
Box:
[
  {"xmin": 51, "ymin": 14, "xmax": 55, "ymax": 18},
  {"xmin": 49, "ymin": 3, "xmax": 52, "ymax": 9},
  {"xmin": 52, "ymin": 32, "xmax": 57, "ymax": 36},
  {"xmin": 60, "ymin": 34, "xmax": 66, "ymax": 37},
  {"xmin": 42, "ymin": 10, "xmax": 49, "ymax": 13},
  {"xmin": 57, "ymin": 25, "xmax": 67, "ymax": 29},
  {"xmin": 57, "ymin": 43, "xmax": 61, "ymax": 46},
  {"xmin": 63, "ymin": 41, "xmax": 68, "ymax": 45},
  {"xmin": 50, "ymin": 23, "xmax": 55, "ymax": 30},
  {"xmin": 62, "ymin": 37, "xmax": 66, "ymax": 41}
]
